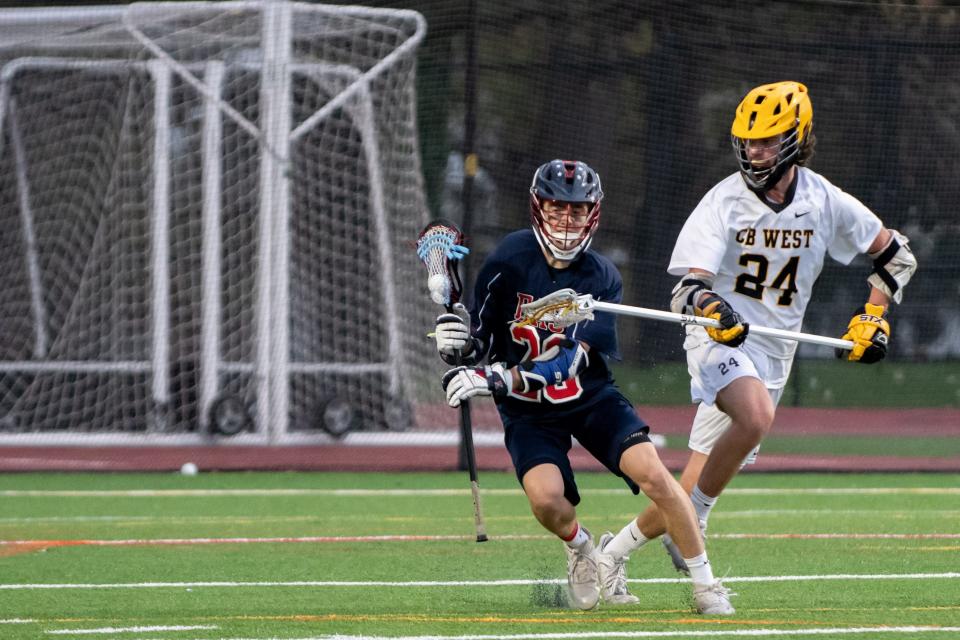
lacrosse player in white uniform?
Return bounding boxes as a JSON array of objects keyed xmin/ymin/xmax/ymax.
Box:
[{"xmin": 593, "ymin": 81, "xmax": 918, "ymax": 573}]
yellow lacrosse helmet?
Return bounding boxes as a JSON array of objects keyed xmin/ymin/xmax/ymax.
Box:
[{"xmin": 730, "ymin": 81, "xmax": 813, "ymax": 190}]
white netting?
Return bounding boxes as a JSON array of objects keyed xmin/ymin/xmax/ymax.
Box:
[
  {"xmin": 0, "ymin": 2, "xmax": 436, "ymax": 440},
  {"xmin": 416, "ymin": 221, "xmax": 468, "ymax": 306}
]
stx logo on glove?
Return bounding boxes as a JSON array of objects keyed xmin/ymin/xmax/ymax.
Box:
[{"xmin": 837, "ymin": 303, "xmax": 890, "ymax": 364}]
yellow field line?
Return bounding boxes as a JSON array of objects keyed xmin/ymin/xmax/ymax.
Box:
[{"xmin": 19, "ymin": 607, "xmax": 960, "ymax": 626}]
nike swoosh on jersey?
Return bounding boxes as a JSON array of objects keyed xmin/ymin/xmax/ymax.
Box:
[{"xmin": 794, "ymin": 211, "xmax": 812, "ymax": 218}]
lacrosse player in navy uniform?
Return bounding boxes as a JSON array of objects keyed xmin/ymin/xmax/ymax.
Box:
[
  {"xmin": 601, "ymin": 82, "xmax": 918, "ymax": 574},
  {"xmin": 435, "ymin": 160, "xmax": 734, "ymax": 614}
]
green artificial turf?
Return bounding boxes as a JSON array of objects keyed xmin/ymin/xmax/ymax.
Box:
[
  {"xmin": 661, "ymin": 434, "xmax": 960, "ymax": 457},
  {"xmin": 612, "ymin": 360, "xmax": 960, "ymax": 407},
  {"xmin": 0, "ymin": 471, "xmax": 958, "ymax": 639}
]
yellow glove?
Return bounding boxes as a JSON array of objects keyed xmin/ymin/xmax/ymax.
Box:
[
  {"xmin": 696, "ymin": 292, "xmax": 749, "ymax": 347},
  {"xmin": 836, "ymin": 303, "xmax": 890, "ymax": 364}
]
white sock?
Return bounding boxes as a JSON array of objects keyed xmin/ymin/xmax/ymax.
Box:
[
  {"xmin": 684, "ymin": 552, "xmax": 716, "ymax": 587},
  {"xmin": 690, "ymin": 485, "xmax": 718, "ymax": 528},
  {"xmin": 601, "ymin": 519, "xmax": 648, "ymax": 559},
  {"xmin": 562, "ymin": 522, "xmax": 591, "ymax": 549}
]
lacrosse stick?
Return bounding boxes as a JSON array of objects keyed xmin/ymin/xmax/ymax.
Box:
[
  {"xmin": 519, "ymin": 288, "xmax": 855, "ymax": 350},
  {"xmin": 416, "ymin": 219, "xmax": 488, "ymax": 543}
]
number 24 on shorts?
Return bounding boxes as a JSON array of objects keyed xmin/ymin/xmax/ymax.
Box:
[{"xmin": 718, "ymin": 357, "xmax": 740, "ymax": 376}]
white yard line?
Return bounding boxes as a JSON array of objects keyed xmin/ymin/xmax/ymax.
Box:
[
  {"xmin": 310, "ymin": 628, "xmax": 960, "ymax": 639},
  {"xmin": 712, "ymin": 509, "xmax": 960, "ymax": 517},
  {"xmin": 111, "ymin": 626, "xmax": 960, "ymax": 640},
  {"xmin": 0, "ymin": 534, "xmax": 548, "ymax": 546},
  {"xmin": 2, "ymin": 487, "xmax": 960, "ymax": 498},
  {"xmin": 1, "ymin": 509, "xmax": 958, "ymax": 525},
  {"xmin": 46, "ymin": 625, "xmax": 217, "ymax": 634},
  {"xmin": 715, "ymin": 533, "xmax": 960, "ymax": 539},
  {"xmin": 0, "ymin": 514, "xmax": 320, "ymax": 524},
  {"xmin": 1, "ymin": 572, "xmax": 958, "ymax": 590},
  {"xmin": 720, "ymin": 488, "xmax": 960, "ymax": 495},
  {"xmin": 2, "ymin": 532, "xmax": 959, "ymax": 547}
]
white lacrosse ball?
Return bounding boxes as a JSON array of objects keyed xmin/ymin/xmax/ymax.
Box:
[
  {"xmin": 180, "ymin": 462, "xmax": 199, "ymax": 476},
  {"xmin": 428, "ymin": 274, "xmax": 450, "ymax": 305}
]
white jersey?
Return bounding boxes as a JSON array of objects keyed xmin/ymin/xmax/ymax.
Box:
[{"xmin": 669, "ymin": 167, "xmax": 882, "ymax": 361}]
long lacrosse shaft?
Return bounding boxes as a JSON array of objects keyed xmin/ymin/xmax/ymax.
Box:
[
  {"xmin": 451, "ymin": 327, "xmax": 488, "ymax": 543},
  {"xmin": 458, "ymin": 399, "xmax": 488, "ymax": 542},
  {"xmin": 590, "ymin": 300, "xmax": 855, "ymax": 350}
]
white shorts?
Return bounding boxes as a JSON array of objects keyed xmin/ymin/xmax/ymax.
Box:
[{"xmin": 683, "ymin": 327, "xmax": 792, "ymax": 465}]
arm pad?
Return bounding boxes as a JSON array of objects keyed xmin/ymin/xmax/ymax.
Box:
[
  {"xmin": 867, "ymin": 229, "xmax": 917, "ymax": 305},
  {"xmin": 670, "ymin": 274, "xmax": 715, "ymax": 315},
  {"xmin": 515, "ymin": 339, "xmax": 589, "ymax": 393}
]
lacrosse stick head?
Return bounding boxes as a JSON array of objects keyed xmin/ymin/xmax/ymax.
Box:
[
  {"xmin": 416, "ymin": 219, "xmax": 469, "ymax": 307},
  {"xmin": 517, "ymin": 288, "xmax": 596, "ymax": 329}
]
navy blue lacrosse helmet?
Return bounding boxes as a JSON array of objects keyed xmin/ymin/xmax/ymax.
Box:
[{"xmin": 528, "ymin": 159, "xmax": 604, "ymax": 261}]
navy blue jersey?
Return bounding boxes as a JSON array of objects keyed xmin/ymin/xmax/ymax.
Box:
[{"xmin": 469, "ymin": 229, "xmax": 622, "ymax": 418}]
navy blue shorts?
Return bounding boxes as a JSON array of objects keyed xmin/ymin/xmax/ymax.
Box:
[{"xmin": 499, "ymin": 386, "xmax": 650, "ymax": 506}]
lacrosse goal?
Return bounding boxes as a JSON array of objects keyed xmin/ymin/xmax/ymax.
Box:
[{"xmin": 0, "ymin": 1, "xmax": 436, "ymax": 443}]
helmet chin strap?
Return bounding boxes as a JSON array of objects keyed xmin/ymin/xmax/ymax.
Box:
[
  {"xmin": 545, "ymin": 223, "xmax": 585, "ymax": 248},
  {"xmin": 749, "ymin": 158, "xmax": 793, "ymax": 193},
  {"xmin": 533, "ymin": 224, "xmax": 590, "ymax": 262}
]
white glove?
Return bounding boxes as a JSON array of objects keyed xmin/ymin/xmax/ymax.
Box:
[
  {"xmin": 435, "ymin": 313, "xmax": 471, "ymax": 358},
  {"xmin": 441, "ymin": 363, "xmax": 512, "ymax": 408}
]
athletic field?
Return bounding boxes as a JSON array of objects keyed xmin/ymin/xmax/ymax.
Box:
[{"xmin": 1, "ymin": 471, "xmax": 959, "ymax": 640}]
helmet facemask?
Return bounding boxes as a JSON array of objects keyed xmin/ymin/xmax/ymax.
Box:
[
  {"xmin": 528, "ymin": 160, "xmax": 604, "ymax": 262},
  {"xmin": 732, "ymin": 126, "xmax": 802, "ymax": 191},
  {"xmin": 530, "ymin": 196, "xmax": 601, "ymax": 261}
]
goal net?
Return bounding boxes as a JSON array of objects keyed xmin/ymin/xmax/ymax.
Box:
[{"xmin": 0, "ymin": 1, "xmax": 437, "ymax": 442}]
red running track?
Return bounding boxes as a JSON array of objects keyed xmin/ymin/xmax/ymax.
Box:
[{"xmin": 0, "ymin": 406, "xmax": 956, "ymax": 473}]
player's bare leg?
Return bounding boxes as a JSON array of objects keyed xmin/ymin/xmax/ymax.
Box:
[
  {"xmin": 522, "ymin": 463, "xmax": 600, "ymax": 610},
  {"xmin": 635, "ymin": 451, "xmax": 709, "ymax": 539},
  {"xmin": 645, "ymin": 377, "xmax": 773, "ymax": 574},
  {"xmin": 638, "ymin": 452, "xmax": 709, "ymax": 574},
  {"xmin": 619, "ymin": 443, "xmax": 703, "ymax": 557},
  {"xmin": 677, "ymin": 452, "xmax": 709, "ymax": 494},
  {"xmin": 522, "ymin": 463, "xmax": 576, "ymax": 536},
  {"xmin": 697, "ymin": 377, "xmax": 774, "ymax": 497},
  {"xmin": 596, "ymin": 442, "xmax": 698, "ymax": 606},
  {"xmin": 655, "ymin": 377, "xmax": 775, "ymax": 577},
  {"xmin": 618, "ymin": 443, "xmax": 734, "ymax": 613},
  {"xmin": 636, "ymin": 377, "xmax": 772, "ymax": 535},
  {"xmin": 604, "ymin": 450, "xmax": 702, "ymax": 549}
]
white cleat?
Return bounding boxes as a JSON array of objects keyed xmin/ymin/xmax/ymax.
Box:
[
  {"xmin": 597, "ymin": 532, "xmax": 640, "ymax": 605},
  {"xmin": 693, "ymin": 579, "xmax": 736, "ymax": 615},
  {"xmin": 564, "ymin": 529, "xmax": 600, "ymax": 610}
]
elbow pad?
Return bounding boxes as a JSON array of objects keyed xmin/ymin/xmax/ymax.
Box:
[
  {"xmin": 516, "ymin": 339, "xmax": 588, "ymax": 393},
  {"xmin": 670, "ymin": 274, "xmax": 715, "ymax": 315},
  {"xmin": 867, "ymin": 230, "xmax": 917, "ymax": 304}
]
